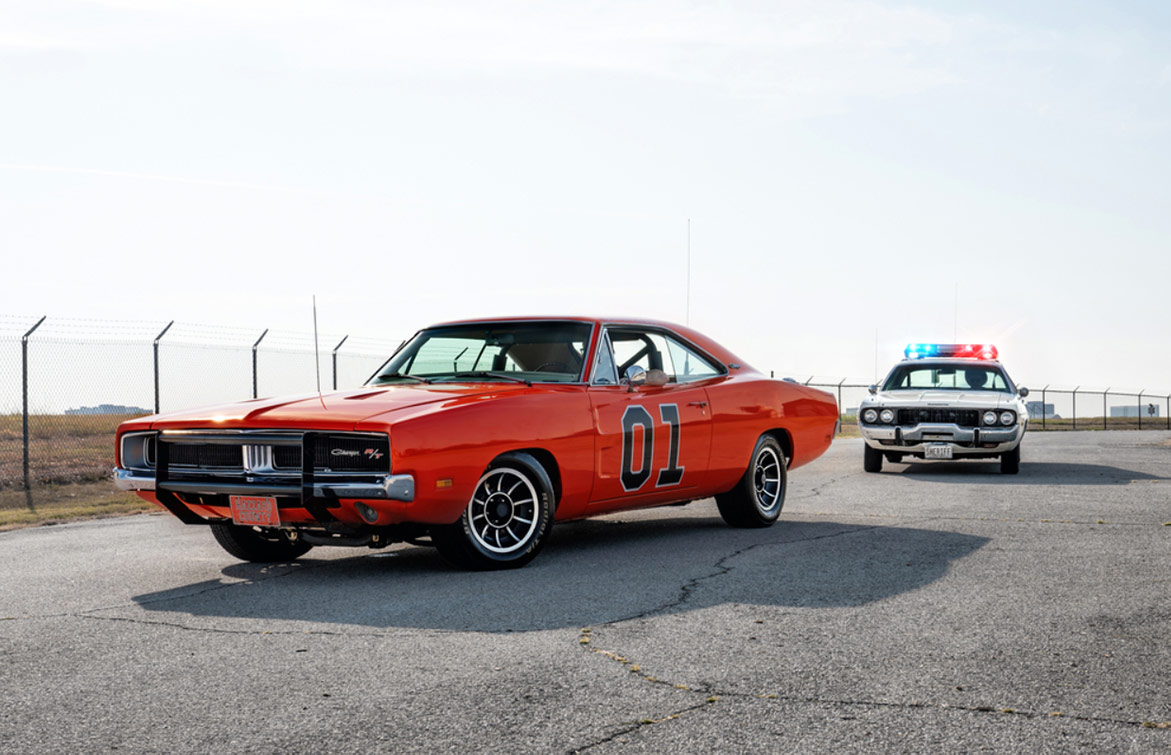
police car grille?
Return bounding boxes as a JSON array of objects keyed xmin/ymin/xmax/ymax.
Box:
[{"xmin": 897, "ymin": 408, "xmax": 980, "ymax": 426}]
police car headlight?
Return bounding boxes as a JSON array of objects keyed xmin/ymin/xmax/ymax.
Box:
[
  {"xmin": 1000, "ymin": 411, "xmax": 1015, "ymax": 426},
  {"xmin": 862, "ymin": 409, "xmax": 878, "ymax": 424},
  {"xmin": 982, "ymin": 411, "xmax": 998, "ymax": 426},
  {"xmin": 879, "ymin": 409, "xmax": 895, "ymax": 424}
]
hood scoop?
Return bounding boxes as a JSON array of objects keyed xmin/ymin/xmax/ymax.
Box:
[{"xmin": 344, "ymin": 390, "xmax": 389, "ymax": 401}]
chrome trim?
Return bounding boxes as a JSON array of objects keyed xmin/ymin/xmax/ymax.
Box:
[
  {"xmin": 313, "ymin": 474, "xmax": 415, "ymax": 502},
  {"xmin": 113, "ymin": 469, "xmax": 414, "ymax": 501},
  {"xmin": 114, "ymin": 468, "xmax": 156, "ymax": 491},
  {"xmin": 860, "ymin": 422, "xmax": 1023, "ymax": 453}
]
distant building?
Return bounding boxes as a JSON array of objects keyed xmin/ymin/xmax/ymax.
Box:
[
  {"xmin": 1026, "ymin": 401, "xmax": 1059, "ymax": 419},
  {"xmin": 1110, "ymin": 405, "xmax": 1160, "ymax": 418},
  {"xmin": 64, "ymin": 404, "xmax": 149, "ymax": 415}
]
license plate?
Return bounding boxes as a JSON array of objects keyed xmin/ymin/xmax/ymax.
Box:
[
  {"xmin": 229, "ymin": 495, "xmax": 280, "ymax": 527},
  {"xmin": 924, "ymin": 444, "xmax": 953, "ymax": 460}
]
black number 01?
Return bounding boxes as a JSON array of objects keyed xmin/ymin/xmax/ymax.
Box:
[{"xmin": 620, "ymin": 404, "xmax": 684, "ymax": 492}]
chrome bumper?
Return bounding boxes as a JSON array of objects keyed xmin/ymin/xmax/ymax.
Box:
[
  {"xmin": 859, "ymin": 422, "xmax": 1023, "ymax": 453},
  {"xmin": 113, "ymin": 468, "xmax": 416, "ymax": 502}
]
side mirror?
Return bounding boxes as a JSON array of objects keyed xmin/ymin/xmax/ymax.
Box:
[
  {"xmin": 623, "ymin": 365, "xmax": 647, "ymax": 392},
  {"xmin": 868, "ymin": 384, "xmax": 877, "ymax": 395},
  {"xmin": 1018, "ymin": 386, "xmax": 1029, "ymax": 397}
]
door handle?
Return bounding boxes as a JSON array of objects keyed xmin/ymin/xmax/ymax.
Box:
[{"xmin": 688, "ymin": 401, "xmax": 708, "ymax": 408}]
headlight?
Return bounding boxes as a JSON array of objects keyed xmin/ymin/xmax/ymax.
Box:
[
  {"xmin": 862, "ymin": 409, "xmax": 878, "ymax": 423},
  {"xmin": 879, "ymin": 409, "xmax": 895, "ymax": 424},
  {"xmin": 119, "ymin": 431, "xmax": 156, "ymax": 471},
  {"xmin": 1000, "ymin": 411, "xmax": 1015, "ymax": 426},
  {"xmin": 982, "ymin": 411, "xmax": 998, "ymax": 426}
]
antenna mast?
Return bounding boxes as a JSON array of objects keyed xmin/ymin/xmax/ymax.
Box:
[{"xmin": 313, "ymin": 295, "xmax": 322, "ymax": 395}]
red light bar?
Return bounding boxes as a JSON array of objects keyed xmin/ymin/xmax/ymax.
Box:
[{"xmin": 905, "ymin": 344, "xmax": 998, "ymax": 360}]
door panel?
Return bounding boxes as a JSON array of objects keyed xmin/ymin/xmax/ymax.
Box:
[{"xmin": 588, "ymin": 384, "xmax": 712, "ymax": 512}]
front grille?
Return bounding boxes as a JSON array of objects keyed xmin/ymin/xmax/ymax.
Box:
[
  {"xmin": 169, "ymin": 444, "xmax": 244, "ymax": 469},
  {"xmin": 160, "ymin": 433, "xmax": 390, "ymax": 476},
  {"xmin": 897, "ymin": 408, "xmax": 980, "ymax": 427},
  {"xmin": 315, "ymin": 436, "xmax": 390, "ymax": 472},
  {"xmin": 273, "ymin": 446, "xmax": 301, "ymax": 469}
]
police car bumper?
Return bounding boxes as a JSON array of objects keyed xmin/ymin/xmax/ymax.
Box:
[{"xmin": 859, "ymin": 423, "xmax": 1024, "ymax": 454}]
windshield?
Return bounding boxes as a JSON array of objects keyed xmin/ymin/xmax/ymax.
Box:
[
  {"xmin": 883, "ymin": 363, "xmax": 1012, "ymax": 393},
  {"xmin": 370, "ymin": 321, "xmax": 592, "ymax": 384}
]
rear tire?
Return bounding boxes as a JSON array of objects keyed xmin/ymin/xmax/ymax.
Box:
[
  {"xmin": 864, "ymin": 444, "xmax": 883, "ymax": 473},
  {"xmin": 209, "ymin": 523, "xmax": 313, "ymax": 563},
  {"xmin": 432, "ymin": 452, "xmax": 555, "ymax": 570},
  {"xmin": 716, "ymin": 435, "xmax": 787, "ymax": 528},
  {"xmin": 1001, "ymin": 444, "xmax": 1021, "ymax": 475}
]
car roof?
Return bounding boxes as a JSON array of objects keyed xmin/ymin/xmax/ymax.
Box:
[{"xmin": 419, "ymin": 316, "xmax": 747, "ymax": 372}]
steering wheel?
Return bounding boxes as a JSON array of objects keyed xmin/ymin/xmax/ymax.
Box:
[{"xmin": 534, "ymin": 361, "xmax": 573, "ymax": 373}]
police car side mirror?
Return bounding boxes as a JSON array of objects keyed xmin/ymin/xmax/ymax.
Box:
[
  {"xmin": 868, "ymin": 384, "xmax": 877, "ymax": 395},
  {"xmin": 1018, "ymin": 386, "xmax": 1029, "ymax": 397},
  {"xmin": 623, "ymin": 365, "xmax": 647, "ymax": 392}
]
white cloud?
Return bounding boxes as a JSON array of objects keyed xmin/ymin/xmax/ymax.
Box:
[{"xmin": 2, "ymin": 0, "xmax": 963, "ymax": 100}]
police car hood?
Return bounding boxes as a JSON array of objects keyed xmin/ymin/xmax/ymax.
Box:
[{"xmin": 867, "ymin": 389, "xmax": 1018, "ymax": 408}]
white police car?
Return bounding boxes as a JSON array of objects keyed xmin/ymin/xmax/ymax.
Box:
[{"xmin": 858, "ymin": 344, "xmax": 1029, "ymax": 474}]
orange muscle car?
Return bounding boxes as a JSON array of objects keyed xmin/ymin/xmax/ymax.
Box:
[{"xmin": 115, "ymin": 317, "xmax": 838, "ymax": 569}]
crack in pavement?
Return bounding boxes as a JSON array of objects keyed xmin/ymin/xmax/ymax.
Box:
[
  {"xmin": 567, "ymin": 700, "xmax": 713, "ymax": 753},
  {"xmin": 574, "ymin": 630, "xmax": 1167, "ymax": 742},
  {"xmin": 76, "ymin": 613, "xmax": 411, "ymax": 639},
  {"xmin": 569, "ymin": 522, "xmax": 1168, "ymax": 744},
  {"xmin": 600, "ymin": 522, "xmax": 888, "ymax": 626}
]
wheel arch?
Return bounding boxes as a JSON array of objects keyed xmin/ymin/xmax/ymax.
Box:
[
  {"xmin": 762, "ymin": 428, "xmax": 794, "ymax": 468},
  {"xmin": 491, "ymin": 447, "xmax": 562, "ymax": 505}
]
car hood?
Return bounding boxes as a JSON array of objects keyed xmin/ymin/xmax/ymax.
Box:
[
  {"xmin": 145, "ymin": 383, "xmax": 531, "ymax": 430},
  {"xmin": 864, "ymin": 390, "xmax": 1021, "ymax": 409}
]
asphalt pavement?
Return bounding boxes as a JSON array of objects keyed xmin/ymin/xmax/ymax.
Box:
[{"xmin": 1, "ymin": 431, "xmax": 1169, "ymax": 753}]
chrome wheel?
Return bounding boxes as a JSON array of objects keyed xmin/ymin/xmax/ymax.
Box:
[
  {"xmin": 468, "ymin": 467, "xmax": 540, "ymax": 554},
  {"xmin": 753, "ymin": 446, "xmax": 784, "ymax": 514}
]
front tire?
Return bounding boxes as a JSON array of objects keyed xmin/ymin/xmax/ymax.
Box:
[
  {"xmin": 864, "ymin": 444, "xmax": 883, "ymax": 473},
  {"xmin": 209, "ymin": 523, "xmax": 313, "ymax": 563},
  {"xmin": 716, "ymin": 435, "xmax": 787, "ymax": 528},
  {"xmin": 1001, "ymin": 444, "xmax": 1021, "ymax": 474},
  {"xmin": 432, "ymin": 452, "xmax": 555, "ymax": 570}
]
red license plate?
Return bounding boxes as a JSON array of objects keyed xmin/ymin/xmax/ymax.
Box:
[{"xmin": 229, "ymin": 495, "xmax": 280, "ymax": 527}]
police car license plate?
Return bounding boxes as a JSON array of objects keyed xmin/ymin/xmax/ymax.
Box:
[
  {"xmin": 925, "ymin": 444, "xmax": 953, "ymax": 460},
  {"xmin": 229, "ymin": 495, "xmax": 280, "ymax": 526}
]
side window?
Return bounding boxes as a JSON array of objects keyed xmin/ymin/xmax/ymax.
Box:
[
  {"xmin": 665, "ymin": 337, "xmax": 722, "ymax": 382},
  {"xmin": 610, "ymin": 330, "xmax": 674, "ymax": 379},
  {"xmin": 591, "ymin": 333, "xmax": 619, "ymax": 385}
]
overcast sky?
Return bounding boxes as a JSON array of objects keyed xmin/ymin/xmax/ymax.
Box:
[{"xmin": 2, "ymin": 0, "xmax": 1169, "ymax": 392}]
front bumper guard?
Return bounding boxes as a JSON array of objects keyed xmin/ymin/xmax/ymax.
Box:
[
  {"xmin": 859, "ymin": 422, "xmax": 1023, "ymax": 452},
  {"xmin": 114, "ymin": 468, "xmax": 416, "ymax": 502}
]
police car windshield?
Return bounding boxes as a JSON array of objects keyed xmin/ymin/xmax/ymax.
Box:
[{"xmin": 883, "ymin": 363, "xmax": 1012, "ymax": 392}]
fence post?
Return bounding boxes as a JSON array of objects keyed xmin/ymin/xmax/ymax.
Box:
[
  {"xmin": 21, "ymin": 316, "xmax": 47, "ymax": 505},
  {"xmin": 153, "ymin": 321, "xmax": 173, "ymax": 414},
  {"xmin": 837, "ymin": 378, "xmax": 846, "ymax": 434},
  {"xmin": 1166, "ymin": 396, "xmax": 1169, "ymax": 431},
  {"xmin": 1103, "ymin": 388, "xmax": 1109, "ymax": 431},
  {"xmin": 804, "ymin": 375, "xmax": 813, "ymax": 386},
  {"xmin": 1042, "ymin": 385, "xmax": 1048, "ymax": 430},
  {"xmin": 252, "ymin": 329, "xmax": 269, "ymax": 399},
  {"xmin": 332, "ymin": 335, "xmax": 349, "ymax": 391},
  {"xmin": 1137, "ymin": 390, "xmax": 1144, "ymax": 430},
  {"xmin": 1072, "ymin": 386, "xmax": 1079, "ymax": 430}
]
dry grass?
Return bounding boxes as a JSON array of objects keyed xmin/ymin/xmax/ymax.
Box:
[
  {"xmin": 1028, "ymin": 417, "xmax": 1169, "ymax": 431},
  {"xmin": 0, "ymin": 413, "xmax": 141, "ymax": 487},
  {"xmin": 0, "ymin": 480, "xmax": 156, "ymax": 530}
]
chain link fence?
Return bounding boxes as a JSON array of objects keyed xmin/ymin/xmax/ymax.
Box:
[
  {"xmin": 778, "ymin": 373, "xmax": 1171, "ymax": 433},
  {"xmin": 4, "ymin": 316, "xmax": 1169, "ymax": 510},
  {"xmin": 0, "ymin": 315, "xmax": 400, "ymax": 507}
]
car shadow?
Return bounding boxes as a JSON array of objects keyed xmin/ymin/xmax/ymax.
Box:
[
  {"xmin": 885, "ymin": 461, "xmax": 1168, "ymax": 485},
  {"xmin": 130, "ymin": 515, "xmax": 988, "ymax": 633}
]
